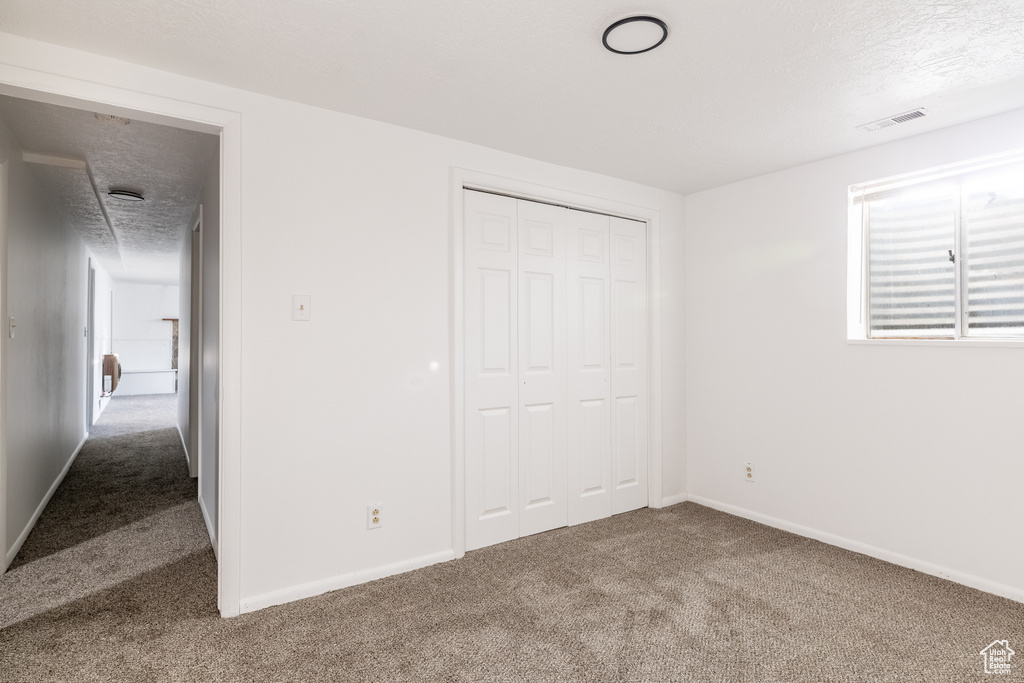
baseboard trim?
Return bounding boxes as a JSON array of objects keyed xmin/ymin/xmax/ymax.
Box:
[
  {"xmin": 688, "ymin": 495, "xmax": 1024, "ymax": 604},
  {"xmin": 199, "ymin": 493, "xmax": 217, "ymax": 560},
  {"xmin": 660, "ymin": 492, "xmax": 688, "ymax": 507},
  {"xmin": 240, "ymin": 550, "xmax": 457, "ymax": 614},
  {"xmin": 5, "ymin": 433, "xmax": 88, "ymax": 568},
  {"xmin": 176, "ymin": 424, "xmax": 196, "ymax": 478}
]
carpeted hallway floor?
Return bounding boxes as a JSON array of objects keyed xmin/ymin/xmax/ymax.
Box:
[
  {"xmin": 1, "ymin": 395, "xmax": 1021, "ymax": 681},
  {"xmin": 0, "ymin": 394, "xmax": 214, "ymax": 634}
]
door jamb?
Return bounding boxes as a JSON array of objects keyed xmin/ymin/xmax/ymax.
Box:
[
  {"xmin": 0, "ymin": 157, "xmax": 8, "ymax": 572},
  {"xmin": 188, "ymin": 208, "xmax": 202, "ymax": 480},
  {"xmin": 86, "ymin": 260, "xmax": 96, "ymax": 430},
  {"xmin": 449, "ymin": 167, "xmax": 664, "ymax": 559}
]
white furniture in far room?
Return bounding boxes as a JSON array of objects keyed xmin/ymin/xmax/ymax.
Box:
[{"xmin": 116, "ymin": 368, "xmax": 177, "ymax": 395}]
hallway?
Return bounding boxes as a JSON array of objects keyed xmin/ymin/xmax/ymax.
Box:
[{"xmin": 0, "ymin": 394, "xmax": 216, "ymax": 630}]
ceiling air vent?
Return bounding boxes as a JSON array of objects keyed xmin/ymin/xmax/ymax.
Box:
[
  {"xmin": 94, "ymin": 113, "xmax": 131, "ymax": 125},
  {"xmin": 857, "ymin": 108, "xmax": 930, "ymax": 133}
]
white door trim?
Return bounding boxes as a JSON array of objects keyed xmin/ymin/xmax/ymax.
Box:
[
  {"xmin": 86, "ymin": 260, "xmax": 95, "ymax": 430},
  {"xmin": 189, "ymin": 208, "xmax": 202, "ymax": 480},
  {"xmin": 0, "ymin": 66, "xmax": 243, "ymax": 617},
  {"xmin": 451, "ymin": 168, "xmax": 664, "ymax": 559},
  {"xmin": 0, "ymin": 157, "xmax": 8, "ymax": 572}
]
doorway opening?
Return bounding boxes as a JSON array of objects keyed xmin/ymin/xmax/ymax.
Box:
[{"xmin": 0, "ymin": 85, "xmax": 231, "ymax": 615}]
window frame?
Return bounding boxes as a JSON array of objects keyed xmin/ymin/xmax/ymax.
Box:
[{"xmin": 847, "ymin": 148, "xmax": 1024, "ymax": 347}]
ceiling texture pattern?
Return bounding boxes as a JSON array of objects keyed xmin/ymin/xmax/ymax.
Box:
[
  {"xmin": 1, "ymin": 1, "xmax": 1024, "ymax": 196},
  {"xmin": 0, "ymin": 95, "xmax": 218, "ymax": 283}
]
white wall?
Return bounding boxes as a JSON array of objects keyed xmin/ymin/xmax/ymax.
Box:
[
  {"xmin": 1, "ymin": 115, "xmax": 90, "ymax": 567},
  {"xmin": 91, "ymin": 260, "xmax": 113, "ymax": 423},
  {"xmin": 660, "ymin": 200, "xmax": 687, "ymax": 501},
  {"xmin": 685, "ymin": 107, "xmax": 1024, "ymax": 600},
  {"xmin": 111, "ymin": 281, "xmax": 179, "ymax": 372},
  {"xmin": 0, "ymin": 32, "xmax": 689, "ymax": 610},
  {"xmin": 111, "ymin": 281, "xmax": 179, "ymax": 396}
]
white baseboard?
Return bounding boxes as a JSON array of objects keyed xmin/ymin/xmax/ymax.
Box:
[
  {"xmin": 240, "ymin": 550, "xmax": 456, "ymax": 614},
  {"xmin": 199, "ymin": 493, "xmax": 217, "ymax": 560},
  {"xmin": 688, "ymin": 494, "xmax": 1024, "ymax": 605},
  {"xmin": 660, "ymin": 492, "xmax": 688, "ymax": 507},
  {"xmin": 96, "ymin": 395, "xmax": 111, "ymax": 422},
  {"xmin": 5, "ymin": 433, "xmax": 88, "ymax": 568}
]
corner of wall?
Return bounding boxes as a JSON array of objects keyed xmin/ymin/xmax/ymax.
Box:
[{"xmin": 660, "ymin": 192, "xmax": 688, "ymax": 503}]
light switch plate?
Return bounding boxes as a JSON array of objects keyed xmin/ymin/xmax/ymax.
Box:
[{"xmin": 292, "ymin": 295, "xmax": 311, "ymax": 321}]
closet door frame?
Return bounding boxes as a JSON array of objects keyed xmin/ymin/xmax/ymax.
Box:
[{"xmin": 451, "ymin": 168, "xmax": 665, "ymax": 559}]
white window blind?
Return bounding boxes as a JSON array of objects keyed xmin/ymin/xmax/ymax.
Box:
[
  {"xmin": 853, "ymin": 152, "xmax": 1024, "ymax": 340},
  {"xmin": 962, "ymin": 164, "xmax": 1024, "ymax": 336},
  {"xmin": 867, "ymin": 188, "xmax": 956, "ymax": 337}
]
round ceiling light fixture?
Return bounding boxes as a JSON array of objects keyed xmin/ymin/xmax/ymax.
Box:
[
  {"xmin": 108, "ymin": 189, "xmax": 145, "ymax": 202},
  {"xmin": 602, "ymin": 16, "xmax": 668, "ymax": 55}
]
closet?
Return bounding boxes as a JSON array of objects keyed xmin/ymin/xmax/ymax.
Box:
[{"xmin": 464, "ymin": 189, "xmax": 648, "ymax": 551}]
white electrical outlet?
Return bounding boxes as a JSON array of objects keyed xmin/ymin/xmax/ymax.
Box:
[
  {"xmin": 367, "ymin": 503, "xmax": 383, "ymax": 530},
  {"xmin": 744, "ymin": 461, "xmax": 755, "ymax": 482}
]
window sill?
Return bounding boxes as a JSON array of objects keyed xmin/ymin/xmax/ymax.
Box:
[{"xmin": 847, "ymin": 337, "xmax": 1024, "ymax": 348}]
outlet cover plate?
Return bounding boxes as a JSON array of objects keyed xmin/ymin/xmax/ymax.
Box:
[{"xmin": 367, "ymin": 503, "xmax": 383, "ymax": 529}]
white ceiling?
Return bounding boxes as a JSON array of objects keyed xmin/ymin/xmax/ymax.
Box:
[
  {"xmin": 1, "ymin": 1, "xmax": 1024, "ymax": 195},
  {"xmin": 0, "ymin": 95, "xmax": 218, "ymax": 283}
]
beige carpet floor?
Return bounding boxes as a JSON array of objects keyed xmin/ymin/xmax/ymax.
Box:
[{"xmin": 2, "ymin": 395, "xmax": 1021, "ymax": 681}]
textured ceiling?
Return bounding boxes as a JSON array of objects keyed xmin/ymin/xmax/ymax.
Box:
[
  {"xmin": 1, "ymin": 1, "xmax": 1024, "ymax": 195},
  {"xmin": 0, "ymin": 95, "xmax": 218, "ymax": 283}
]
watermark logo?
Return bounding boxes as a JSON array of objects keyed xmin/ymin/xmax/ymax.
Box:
[{"xmin": 980, "ymin": 640, "xmax": 1014, "ymax": 675}]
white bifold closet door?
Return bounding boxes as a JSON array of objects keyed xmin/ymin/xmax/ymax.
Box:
[
  {"xmin": 608, "ymin": 216, "xmax": 649, "ymax": 514},
  {"xmin": 565, "ymin": 210, "xmax": 612, "ymax": 525},
  {"xmin": 464, "ymin": 189, "xmax": 646, "ymax": 552},
  {"xmin": 566, "ymin": 211, "xmax": 649, "ymax": 523},
  {"xmin": 516, "ymin": 199, "xmax": 569, "ymax": 538}
]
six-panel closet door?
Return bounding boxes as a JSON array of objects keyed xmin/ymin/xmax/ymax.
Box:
[{"xmin": 464, "ymin": 189, "xmax": 647, "ymax": 552}]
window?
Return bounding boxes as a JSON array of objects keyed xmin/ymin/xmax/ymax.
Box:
[{"xmin": 849, "ymin": 151, "xmax": 1024, "ymax": 341}]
